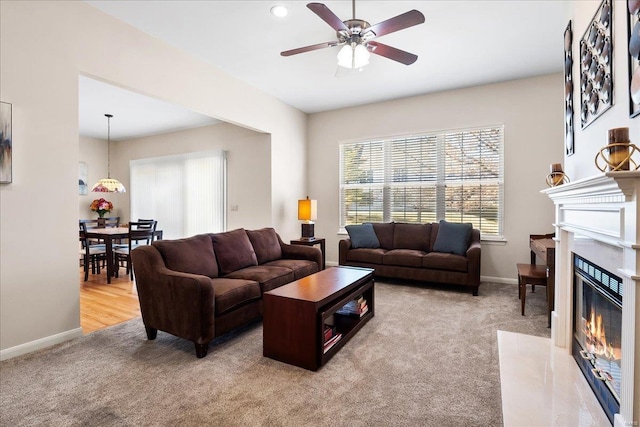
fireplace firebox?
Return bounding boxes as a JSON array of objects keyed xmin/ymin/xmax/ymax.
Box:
[{"xmin": 572, "ymin": 254, "xmax": 622, "ymax": 424}]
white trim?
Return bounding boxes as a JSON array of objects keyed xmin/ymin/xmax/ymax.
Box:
[
  {"xmin": 0, "ymin": 328, "xmax": 83, "ymax": 361},
  {"xmin": 481, "ymin": 276, "xmax": 517, "ymax": 285}
]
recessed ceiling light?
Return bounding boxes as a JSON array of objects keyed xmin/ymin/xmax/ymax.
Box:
[{"xmin": 270, "ymin": 5, "xmax": 288, "ymax": 18}]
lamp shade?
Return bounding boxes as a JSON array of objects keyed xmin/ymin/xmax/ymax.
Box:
[
  {"xmin": 298, "ymin": 197, "xmax": 317, "ymax": 221},
  {"xmin": 91, "ymin": 178, "xmax": 126, "ymax": 193}
]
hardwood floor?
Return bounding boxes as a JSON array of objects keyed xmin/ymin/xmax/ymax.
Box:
[{"xmin": 79, "ymin": 269, "xmax": 141, "ymax": 334}]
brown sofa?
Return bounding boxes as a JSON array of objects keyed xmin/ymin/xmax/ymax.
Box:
[
  {"xmin": 130, "ymin": 227, "xmax": 322, "ymax": 358},
  {"xmin": 339, "ymin": 222, "xmax": 481, "ymax": 295}
]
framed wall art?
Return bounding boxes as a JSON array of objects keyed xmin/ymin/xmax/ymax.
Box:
[
  {"xmin": 629, "ymin": 0, "xmax": 640, "ymax": 118},
  {"xmin": 0, "ymin": 101, "xmax": 12, "ymax": 184},
  {"xmin": 79, "ymin": 161, "xmax": 88, "ymax": 195},
  {"xmin": 580, "ymin": 0, "xmax": 613, "ymax": 129},
  {"xmin": 565, "ymin": 21, "xmax": 575, "ymax": 156}
]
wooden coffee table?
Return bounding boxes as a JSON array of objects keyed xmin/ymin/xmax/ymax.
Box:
[{"xmin": 263, "ymin": 266, "xmax": 375, "ymax": 371}]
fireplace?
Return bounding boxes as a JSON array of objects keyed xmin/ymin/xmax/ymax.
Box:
[
  {"xmin": 543, "ymin": 172, "xmax": 640, "ymax": 427},
  {"xmin": 572, "ymin": 254, "xmax": 622, "ymax": 423}
]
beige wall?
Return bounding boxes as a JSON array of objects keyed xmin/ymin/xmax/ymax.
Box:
[
  {"xmin": 308, "ymin": 74, "xmax": 564, "ymax": 281},
  {"xmin": 564, "ymin": 1, "xmax": 640, "ymax": 180},
  {"xmin": 79, "ymin": 136, "xmax": 108, "ymax": 219},
  {"xmin": 0, "ymin": 1, "xmax": 306, "ymax": 356}
]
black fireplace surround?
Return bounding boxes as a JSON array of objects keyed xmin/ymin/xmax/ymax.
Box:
[{"xmin": 572, "ymin": 254, "xmax": 622, "ymax": 424}]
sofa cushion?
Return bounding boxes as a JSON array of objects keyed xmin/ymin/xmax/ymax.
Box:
[
  {"xmin": 211, "ymin": 278, "xmax": 261, "ymax": 316},
  {"xmin": 225, "ymin": 265, "xmax": 294, "ymax": 293},
  {"xmin": 152, "ymin": 234, "xmax": 218, "ymax": 278},
  {"xmin": 346, "ymin": 248, "xmax": 386, "ymax": 264},
  {"xmin": 246, "ymin": 228, "xmax": 282, "ymax": 264},
  {"xmin": 423, "ymin": 252, "xmax": 468, "ymax": 272},
  {"xmin": 264, "ymin": 259, "xmax": 318, "ymax": 280},
  {"xmin": 392, "ymin": 223, "xmax": 431, "ymax": 251},
  {"xmin": 432, "ymin": 220, "xmax": 472, "ymax": 256},
  {"xmin": 345, "ymin": 223, "xmax": 380, "ymax": 248},
  {"xmin": 211, "ymin": 229, "xmax": 258, "ymax": 275},
  {"xmin": 372, "ymin": 222, "xmax": 395, "ymax": 249},
  {"xmin": 383, "ymin": 249, "xmax": 426, "ymax": 267}
]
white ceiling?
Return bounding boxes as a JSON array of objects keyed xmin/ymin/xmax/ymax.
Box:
[
  {"xmin": 81, "ymin": 0, "xmax": 569, "ymax": 139},
  {"xmin": 78, "ymin": 76, "xmax": 219, "ymax": 141}
]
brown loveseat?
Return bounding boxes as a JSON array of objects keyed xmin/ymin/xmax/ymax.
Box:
[
  {"xmin": 130, "ymin": 227, "xmax": 322, "ymax": 358},
  {"xmin": 339, "ymin": 221, "xmax": 481, "ymax": 295}
]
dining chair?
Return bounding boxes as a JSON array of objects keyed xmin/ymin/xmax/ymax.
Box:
[
  {"xmin": 104, "ymin": 216, "xmax": 120, "ymax": 228},
  {"xmin": 79, "ymin": 221, "xmax": 107, "ymax": 281},
  {"xmin": 114, "ymin": 220, "xmax": 158, "ymax": 279}
]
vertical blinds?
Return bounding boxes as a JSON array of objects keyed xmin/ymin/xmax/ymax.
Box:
[
  {"xmin": 340, "ymin": 126, "xmax": 504, "ymax": 238},
  {"xmin": 130, "ymin": 150, "xmax": 227, "ymax": 240}
]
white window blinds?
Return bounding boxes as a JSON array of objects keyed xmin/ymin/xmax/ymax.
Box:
[
  {"xmin": 340, "ymin": 126, "xmax": 504, "ymax": 239},
  {"xmin": 130, "ymin": 150, "xmax": 227, "ymax": 240}
]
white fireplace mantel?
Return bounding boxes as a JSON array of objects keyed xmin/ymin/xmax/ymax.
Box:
[{"xmin": 542, "ymin": 172, "xmax": 640, "ymax": 427}]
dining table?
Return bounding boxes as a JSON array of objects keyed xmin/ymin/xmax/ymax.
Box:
[{"xmin": 84, "ymin": 226, "xmax": 163, "ymax": 283}]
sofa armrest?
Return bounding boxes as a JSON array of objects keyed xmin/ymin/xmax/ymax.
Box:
[
  {"xmin": 131, "ymin": 245, "xmax": 216, "ymax": 344},
  {"xmin": 465, "ymin": 230, "xmax": 482, "ymax": 287},
  {"xmin": 338, "ymin": 238, "xmax": 352, "ymax": 265},
  {"xmin": 280, "ymin": 242, "xmax": 322, "ymax": 271}
]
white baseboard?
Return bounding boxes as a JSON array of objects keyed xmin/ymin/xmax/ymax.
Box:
[
  {"xmin": 0, "ymin": 327, "xmax": 83, "ymax": 361},
  {"xmin": 328, "ymin": 263, "xmax": 515, "ymax": 285},
  {"xmin": 481, "ymin": 275, "xmax": 518, "ymax": 285}
]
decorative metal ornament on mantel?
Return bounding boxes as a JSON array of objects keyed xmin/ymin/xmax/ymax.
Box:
[
  {"xmin": 595, "ymin": 127, "xmax": 639, "ymax": 171},
  {"xmin": 546, "ymin": 163, "xmax": 570, "ymax": 187},
  {"xmin": 91, "ymin": 114, "xmax": 126, "ymax": 193}
]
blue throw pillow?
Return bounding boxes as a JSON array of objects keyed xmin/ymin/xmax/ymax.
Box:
[
  {"xmin": 432, "ymin": 220, "xmax": 473, "ymax": 256},
  {"xmin": 345, "ymin": 223, "xmax": 380, "ymax": 249}
]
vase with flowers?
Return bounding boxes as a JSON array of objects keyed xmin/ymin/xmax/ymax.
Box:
[{"xmin": 90, "ymin": 198, "xmax": 113, "ymax": 227}]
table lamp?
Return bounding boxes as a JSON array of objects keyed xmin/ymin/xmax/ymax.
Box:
[{"xmin": 298, "ymin": 197, "xmax": 317, "ymax": 240}]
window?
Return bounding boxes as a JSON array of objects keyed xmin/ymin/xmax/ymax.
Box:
[
  {"xmin": 130, "ymin": 150, "xmax": 227, "ymax": 240},
  {"xmin": 339, "ymin": 126, "xmax": 504, "ymax": 239}
]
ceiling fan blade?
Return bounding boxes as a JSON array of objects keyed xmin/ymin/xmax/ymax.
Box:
[
  {"xmin": 307, "ymin": 3, "xmax": 349, "ymax": 33},
  {"xmin": 365, "ymin": 10, "xmax": 425, "ymax": 38},
  {"xmin": 281, "ymin": 41, "xmax": 340, "ymax": 57},
  {"xmin": 368, "ymin": 41, "xmax": 418, "ymax": 65}
]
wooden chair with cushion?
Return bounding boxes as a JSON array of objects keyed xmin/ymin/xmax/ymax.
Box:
[
  {"xmin": 104, "ymin": 216, "xmax": 120, "ymax": 228},
  {"xmin": 516, "ymin": 263, "xmax": 548, "ymax": 316},
  {"xmin": 79, "ymin": 221, "xmax": 107, "ymax": 281},
  {"xmin": 115, "ymin": 220, "xmax": 158, "ymax": 279}
]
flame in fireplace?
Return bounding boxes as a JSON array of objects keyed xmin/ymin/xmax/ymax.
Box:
[{"xmin": 583, "ymin": 308, "xmax": 619, "ymax": 360}]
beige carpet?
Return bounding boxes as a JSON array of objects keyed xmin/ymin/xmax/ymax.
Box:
[{"xmin": 0, "ymin": 281, "xmax": 549, "ymax": 426}]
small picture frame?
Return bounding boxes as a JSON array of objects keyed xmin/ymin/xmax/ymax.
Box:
[
  {"xmin": 79, "ymin": 162, "xmax": 88, "ymax": 195},
  {"xmin": 0, "ymin": 101, "xmax": 12, "ymax": 184}
]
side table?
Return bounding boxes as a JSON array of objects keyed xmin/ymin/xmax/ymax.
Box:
[{"xmin": 290, "ymin": 238, "xmax": 325, "ymax": 270}]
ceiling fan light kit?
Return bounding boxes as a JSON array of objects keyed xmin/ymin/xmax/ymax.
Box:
[
  {"xmin": 337, "ymin": 43, "xmax": 370, "ymax": 69},
  {"xmin": 281, "ymin": 1, "xmax": 424, "ymax": 69}
]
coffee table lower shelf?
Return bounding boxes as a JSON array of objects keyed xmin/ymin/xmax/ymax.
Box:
[{"xmin": 263, "ymin": 266, "xmax": 375, "ymax": 371}]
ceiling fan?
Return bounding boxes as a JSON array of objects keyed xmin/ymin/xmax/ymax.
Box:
[{"xmin": 281, "ymin": 1, "xmax": 425, "ymax": 70}]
